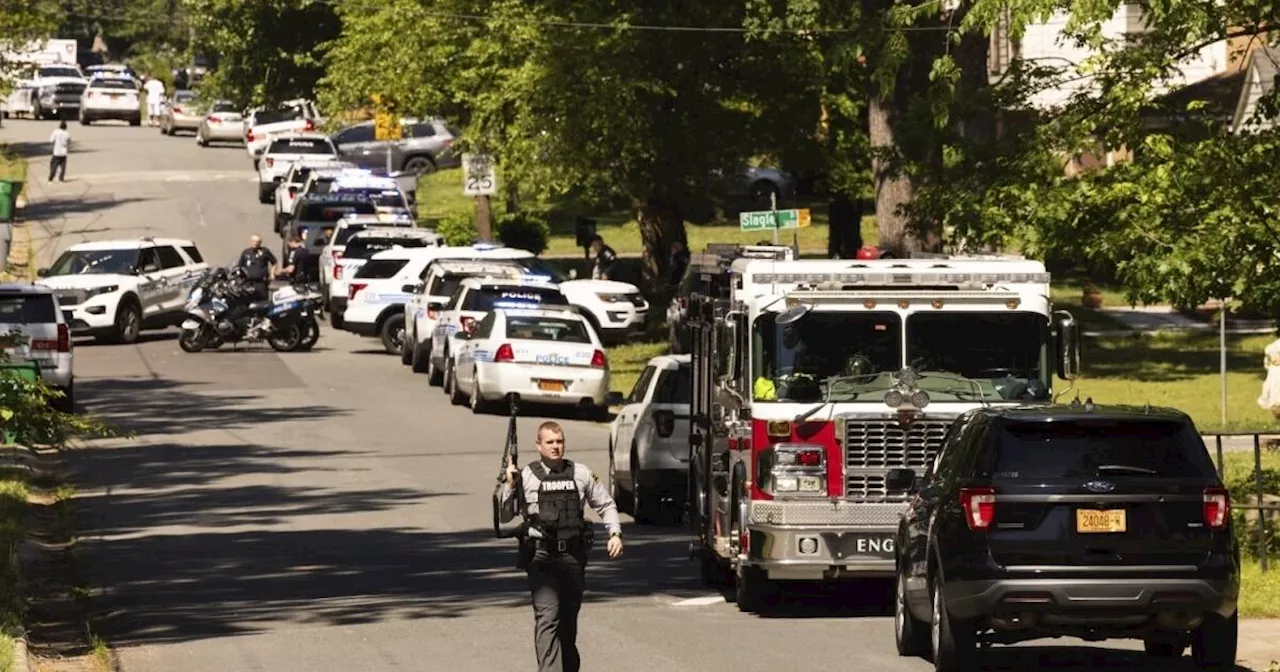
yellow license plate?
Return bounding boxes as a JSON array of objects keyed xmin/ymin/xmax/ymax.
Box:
[
  {"xmin": 537, "ymin": 380, "xmax": 565, "ymax": 392},
  {"xmin": 1076, "ymin": 509, "xmax": 1126, "ymax": 533}
]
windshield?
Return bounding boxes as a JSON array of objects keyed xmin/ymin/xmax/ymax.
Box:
[
  {"xmin": 465, "ymin": 287, "xmax": 568, "ymax": 311},
  {"xmin": 505, "ymin": 316, "xmax": 591, "ymax": 343},
  {"xmin": 513, "ymin": 257, "xmax": 568, "ymax": 282},
  {"xmin": 40, "ymin": 67, "xmax": 81, "ymax": 79},
  {"xmin": 906, "ymin": 312, "xmax": 1050, "ymax": 402},
  {"xmin": 211, "ymin": 101, "xmax": 238, "ymax": 113},
  {"xmin": 46, "ymin": 249, "xmax": 139, "ymax": 276},
  {"xmin": 991, "ymin": 420, "xmax": 1215, "ymax": 479},
  {"xmin": 752, "ymin": 311, "xmax": 902, "ymax": 402}
]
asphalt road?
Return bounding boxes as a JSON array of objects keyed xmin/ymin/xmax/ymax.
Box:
[{"xmin": 1, "ymin": 117, "xmax": 1272, "ymax": 672}]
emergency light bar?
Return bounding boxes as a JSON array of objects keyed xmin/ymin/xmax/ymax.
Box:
[
  {"xmin": 492, "ymin": 300, "xmax": 546, "ymax": 310},
  {"xmin": 752, "ymin": 271, "xmax": 1050, "ymax": 285}
]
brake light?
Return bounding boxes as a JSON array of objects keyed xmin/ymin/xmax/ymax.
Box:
[
  {"xmin": 29, "ymin": 339, "xmax": 56, "ymax": 351},
  {"xmin": 460, "ymin": 316, "xmax": 477, "ymax": 334},
  {"xmin": 347, "ymin": 282, "xmax": 367, "ymax": 300},
  {"xmin": 1203, "ymin": 487, "xmax": 1230, "ymax": 529},
  {"xmin": 246, "ymin": 128, "xmax": 255, "ymax": 142},
  {"xmin": 173, "ymin": 105, "xmax": 184, "ymax": 114},
  {"xmin": 333, "ymin": 264, "xmax": 343, "ymax": 280},
  {"xmin": 591, "ymin": 349, "xmax": 607, "ymax": 368},
  {"xmin": 206, "ymin": 115, "xmax": 221, "ymax": 123},
  {"xmin": 494, "ymin": 343, "xmax": 514, "ymax": 362},
  {"xmin": 57, "ymin": 324, "xmax": 70, "ymax": 353},
  {"xmin": 654, "ymin": 410, "xmax": 675, "ymax": 438},
  {"xmin": 793, "ymin": 449, "xmax": 823, "ymax": 466},
  {"xmin": 304, "ymin": 119, "xmax": 316, "ymax": 131},
  {"xmin": 960, "ymin": 487, "xmax": 996, "ymax": 531}
]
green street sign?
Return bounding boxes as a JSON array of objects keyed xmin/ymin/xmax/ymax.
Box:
[{"xmin": 739, "ymin": 208, "xmax": 811, "ymax": 231}]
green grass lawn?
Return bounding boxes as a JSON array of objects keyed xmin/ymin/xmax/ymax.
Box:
[
  {"xmin": 0, "ymin": 469, "xmax": 28, "ymax": 668},
  {"xmin": 416, "ymin": 168, "xmax": 876, "ymax": 256}
]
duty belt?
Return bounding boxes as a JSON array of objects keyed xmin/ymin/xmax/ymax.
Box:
[{"xmin": 537, "ymin": 536, "xmax": 582, "ymax": 554}]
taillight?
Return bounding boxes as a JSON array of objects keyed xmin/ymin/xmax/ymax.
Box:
[
  {"xmin": 246, "ymin": 128, "xmax": 255, "ymax": 142},
  {"xmin": 333, "ymin": 264, "xmax": 343, "ymax": 280},
  {"xmin": 460, "ymin": 316, "xmax": 477, "ymax": 334},
  {"xmin": 206, "ymin": 115, "xmax": 221, "ymax": 123},
  {"xmin": 960, "ymin": 487, "xmax": 996, "ymax": 531},
  {"xmin": 173, "ymin": 105, "xmax": 184, "ymax": 114},
  {"xmin": 57, "ymin": 324, "xmax": 70, "ymax": 353},
  {"xmin": 1204, "ymin": 487, "xmax": 1230, "ymax": 529},
  {"xmin": 590, "ymin": 349, "xmax": 606, "ymax": 368},
  {"xmin": 347, "ymin": 282, "xmax": 367, "ymax": 300},
  {"xmin": 304, "ymin": 119, "xmax": 316, "ymax": 131},
  {"xmin": 494, "ymin": 343, "xmax": 514, "ymax": 362},
  {"xmin": 654, "ymin": 410, "xmax": 675, "ymax": 438}
]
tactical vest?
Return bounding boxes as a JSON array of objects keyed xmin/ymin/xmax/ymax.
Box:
[{"xmin": 530, "ymin": 460, "xmax": 583, "ymax": 541}]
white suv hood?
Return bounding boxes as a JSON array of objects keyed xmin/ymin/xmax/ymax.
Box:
[{"xmin": 36, "ymin": 274, "xmax": 133, "ymax": 291}]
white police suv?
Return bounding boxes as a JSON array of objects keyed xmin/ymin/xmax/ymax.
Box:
[
  {"xmin": 448, "ymin": 304, "xmax": 616, "ymax": 418},
  {"xmin": 403, "ymin": 258, "xmax": 527, "ymax": 378},
  {"xmin": 36, "ymin": 238, "xmax": 208, "ymax": 344}
]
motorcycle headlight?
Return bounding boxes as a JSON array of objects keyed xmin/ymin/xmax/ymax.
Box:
[{"xmin": 84, "ymin": 285, "xmax": 119, "ymax": 299}]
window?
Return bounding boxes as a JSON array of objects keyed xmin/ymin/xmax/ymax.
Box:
[
  {"xmin": 444, "ymin": 288, "xmax": 465, "ymax": 311},
  {"xmin": 211, "ymin": 101, "xmax": 237, "ymax": 114},
  {"xmin": 354, "ymin": 259, "xmax": 408, "ymax": 279},
  {"xmin": 474, "ymin": 313, "xmax": 497, "ymax": 339},
  {"xmin": 267, "ymin": 138, "xmax": 335, "ymax": 155},
  {"xmin": 174, "ymin": 91, "xmax": 197, "ymax": 103},
  {"xmin": 989, "ymin": 419, "xmax": 1216, "ymax": 480},
  {"xmin": 408, "ymin": 123, "xmax": 437, "ymax": 138},
  {"xmin": 156, "ymin": 246, "xmax": 185, "ymax": 269},
  {"xmin": 628, "ymin": 366, "xmax": 657, "ymax": 404},
  {"xmin": 182, "ymin": 246, "xmax": 203, "ymax": 263},
  {"xmin": 253, "ymin": 105, "xmax": 304, "ymax": 125},
  {"xmin": 504, "ymin": 316, "xmax": 591, "ymax": 343},
  {"xmin": 333, "ymin": 225, "xmax": 367, "ymax": 246},
  {"xmin": 343, "ymin": 237, "xmax": 431, "ymax": 260},
  {"xmin": 335, "ymin": 124, "xmax": 375, "ymax": 144},
  {"xmin": 463, "ymin": 287, "xmax": 568, "ymax": 312},
  {"xmin": 906, "ymin": 312, "xmax": 1050, "ymax": 402},
  {"xmin": 297, "ymin": 199, "xmax": 378, "ymax": 222},
  {"xmin": 137, "ymin": 248, "xmax": 160, "ymax": 272},
  {"xmin": 512, "ymin": 257, "xmax": 569, "ymax": 282},
  {"xmin": 653, "ymin": 365, "xmax": 692, "ymax": 404},
  {"xmin": 0, "ymin": 295, "xmax": 56, "ymax": 324},
  {"xmin": 427, "ymin": 273, "xmax": 465, "ymax": 299},
  {"xmin": 751, "ymin": 311, "xmax": 901, "ymax": 402},
  {"xmin": 39, "ymin": 66, "xmax": 82, "ymax": 79},
  {"xmin": 90, "ymin": 79, "xmax": 136, "ymax": 90},
  {"xmin": 46, "ymin": 248, "xmax": 139, "ymax": 276}
]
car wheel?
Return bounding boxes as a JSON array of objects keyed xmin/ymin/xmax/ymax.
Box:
[
  {"xmin": 129, "ymin": 116, "xmax": 141, "ymax": 127},
  {"xmin": 79, "ymin": 115, "xmax": 89, "ymax": 126},
  {"xmin": 403, "ymin": 156, "xmax": 434, "ymax": 175},
  {"xmin": 631, "ymin": 449, "xmax": 657, "ymax": 524},
  {"xmin": 468, "ymin": 368, "xmax": 489, "ymax": 414},
  {"xmin": 113, "ymin": 300, "xmax": 142, "ymax": 344},
  {"xmin": 734, "ymin": 565, "xmax": 778, "ymax": 613},
  {"xmin": 446, "ymin": 359, "xmax": 466, "ymax": 406},
  {"xmin": 1192, "ymin": 611, "xmax": 1238, "ymax": 669},
  {"xmin": 53, "ymin": 381, "xmax": 75, "ymax": 415},
  {"xmin": 427, "ymin": 349, "xmax": 444, "ymax": 386},
  {"xmin": 329, "ymin": 311, "xmax": 344, "ymax": 330},
  {"xmin": 930, "ymin": 578, "xmax": 976, "ymax": 672},
  {"xmin": 379, "ymin": 313, "xmax": 405, "ymax": 355},
  {"xmin": 196, "ymin": 129, "xmax": 207, "ymax": 146},
  {"xmin": 400, "ymin": 328, "xmax": 414, "ymax": 365},
  {"xmin": 895, "ymin": 570, "xmax": 929, "ymax": 656},
  {"xmin": 411, "ymin": 339, "xmax": 430, "ymax": 374}
]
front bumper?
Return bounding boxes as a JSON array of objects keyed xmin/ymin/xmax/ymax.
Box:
[
  {"xmin": 60, "ymin": 303, "xmax": 115, "ymax": 333},
  {"xmin": 743, "ymin": 500, "xmax": 906, "ymax": 580},
  {"xmin": 477, "ymin": 361, "xmax": 608, "ymax": 406},
  {"xmin": 945, "ymin": 578, "xmax": 1238, "ymax": 622},
  {"xmin": 83, "ymin": 106, "xmax": 140, "ymax": 120}
]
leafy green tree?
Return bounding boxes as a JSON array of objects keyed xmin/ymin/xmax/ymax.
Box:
[{"xmin": 0, "ymin": 0, "xmax": 62, "ymax": 97}]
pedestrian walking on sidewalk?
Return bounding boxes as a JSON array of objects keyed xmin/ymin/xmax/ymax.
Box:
[
  {"xmin": 499, "ymin": 421, "xmax": 623, "ymax": 672},
  {"xmin": 48, "ymin": 121, "xmax": 70, "ymax": 182},
  {"xmin": 1256, "ymin": 330, "xmax": 1280, "ymax": 418}
]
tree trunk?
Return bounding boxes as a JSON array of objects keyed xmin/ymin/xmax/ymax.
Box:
[
  {"xmin": 637, "ymin": 198, "xmax": 686, "ymax": 295},
  {"xmin": 868, "ymin": 95, "xmax": 916, "ymax": 257},
  {"xmin": 474, "ymin": 195, "xmax": 493, "ymax": 243},
  {"xmin": 827, "ymin": 192, "xmax": 863, "ymax": 258}
]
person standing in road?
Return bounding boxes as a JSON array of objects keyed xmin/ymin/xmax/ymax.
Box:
[
  {"xmin": 234, "ymin": 234, "xmax": 277, "ymax": 301},
  {"xmin": 48, "ymin": 121, "xmax": 70, "ymax": 182},
  {"xmin": 499, "ymin": 421, "xmax": 623, "ymax": 672},
  {"xmin": 588, "ymin": 235, "xmax": 616, "ymax": 281},
  {"xmin": 143, "ymin": 76, "xmax": 166, "ymax": 127},
  {"xmin": 277, "ymin": 235, "xmax": 316, "ymax": 287}
]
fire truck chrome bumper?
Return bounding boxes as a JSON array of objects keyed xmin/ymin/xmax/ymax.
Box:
[
  {"xmin": 750, "ymin": 500, "xmax": 906, "ymax": 527},
  {"xmin": 745, "ymin": 525, "xmax": 896, "ymax": 580}
]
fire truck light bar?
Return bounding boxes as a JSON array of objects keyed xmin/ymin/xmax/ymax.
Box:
[{"xmin": 752, "ymin": 271, "xmax": 1051, "ymax": 285}]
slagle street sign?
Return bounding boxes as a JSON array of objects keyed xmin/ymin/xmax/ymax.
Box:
[{"xmin": 739, "ymin": 208, "xmax": 811, "ymax": 231}]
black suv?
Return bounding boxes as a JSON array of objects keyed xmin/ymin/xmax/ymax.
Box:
[{"xmin": 891, "ymin": 403, "xmax": 1239, "ymax": 672}]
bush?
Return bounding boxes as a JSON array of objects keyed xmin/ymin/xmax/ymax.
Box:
[
  {"xmin": 437, "ymin": 215, "xmax": 477, "ymax": 246},
  {"xmin": 495, "ymin": 212, "xmax": 551, "ymax": 255}
]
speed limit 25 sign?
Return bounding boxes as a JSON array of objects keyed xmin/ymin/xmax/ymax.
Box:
[{"xmin": 462, "ymin": 153, "xmax": 497, "ymax": 196}]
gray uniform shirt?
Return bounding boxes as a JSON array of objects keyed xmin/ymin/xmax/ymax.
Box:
[{"xmin": 499, "ymin": 460, "xmax": 622, "ymax": 539}]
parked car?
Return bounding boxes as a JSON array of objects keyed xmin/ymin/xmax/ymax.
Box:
[
  {"xmin": 0, "ymin": 284, "xmax": 73, "ymax": 412},
  {"xmin": 79, "ymin": 75, "xmax": 140, "ymax": 126},
  {"xmin": 608, "ymin": 354, "xmax": 690, "ymax": 522},
  {"xmin": 244, "ymin": 99, "xmax": 322, "ymax": 167},
  {"xmin": 158, "ymin": 90, "xmax": 202, "ymax": 135},
  {"xmin": 329, "ymin": 118, "xmax": 461, "ymax": 174},
  {"xmin": 196, "ymin": 101, "xmax": 245, "ymax": 147}
]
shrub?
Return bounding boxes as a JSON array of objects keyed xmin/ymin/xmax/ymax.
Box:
[
  {"xmin": 495, "ymin": 212, "xmax": 551, "ymax": 255},
  {"xmin": 437, "ymin": 215, "xmax": 477, "ymax": 246}
]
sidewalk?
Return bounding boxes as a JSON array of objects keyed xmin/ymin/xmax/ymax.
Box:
[
  {"xmin": 1240, "ymin": 619, "xmax": 1280, "ymax": 670},
  {"xmin": 1089, "ymin": 305, "xmax": 1275, "ymax": 337}
]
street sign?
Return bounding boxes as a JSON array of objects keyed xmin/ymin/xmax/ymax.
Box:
[
  {"xmin": 462, "ymin": 153, "xmax": 497, "ymax": 196},
  {"xmin": 739, "ymin": 208, "xmax": 811, "ymax": 231},
  {"xmin": 374, "ymin": 113, "xmax": 401, "ymax": 141}
]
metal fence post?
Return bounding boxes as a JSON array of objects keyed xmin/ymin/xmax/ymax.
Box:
[
  {"xmin": 1255, "ymin": 433, "xmax": 1268, "ymax": 572},
  {"xmin": 1216, "ymin": 434, "xmax": 1224, "ymax": 478}
]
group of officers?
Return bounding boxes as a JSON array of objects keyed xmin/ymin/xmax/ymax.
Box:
[{"xmin": 233, "ymin": 233, "xmax": 318, "ymax": 300}]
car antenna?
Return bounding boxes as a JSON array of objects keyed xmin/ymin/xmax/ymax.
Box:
[
  {"xmin": 1069, "ymin": 392, "xmax": 1082, "ymax": 408},
  {"xmin": 1143, "ymin": 401, "xmax": 1152, "ymax": 414},
  {"xmin": 1084, "ymin": 396, "xmax": 1094, "ymax": 412}
]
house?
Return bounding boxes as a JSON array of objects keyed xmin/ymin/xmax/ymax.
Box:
[{"xmin": 1232, "ymin": 45, "xmax": 1280, "ymax": 133}]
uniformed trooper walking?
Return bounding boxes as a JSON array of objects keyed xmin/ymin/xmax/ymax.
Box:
[
  {"xmin": 499, "ymin": 420, "xmax": 623, "ymax": 672},
  {"xmin": 234, "ymin": 234, "xmax": 277, "ymax": 301}
]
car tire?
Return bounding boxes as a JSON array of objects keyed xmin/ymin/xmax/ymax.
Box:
[
  {"xmin": 895, "ymin": 571, "xmax": 929, "ymax": 656},
  {"xmin": 129, "ymin": 116, "xmax": 141, "ymax": 127},
  {"xmin": 196, "ymin": 129, "xmax": 208, "ymax": 146},
  {"xmin": 79, "ymin": 115, "xmax": 89, "ymax": 126},
  {"xmin": 379, "ymin": 313, "xmax": 405, "ymax": 355},
  {"xmin": 468, "ymin": 368, "xmax": 490, "ymax": 414},
  {"xmin": 631, "ymin": 449, "xmax": 657, "ymax": 524},
  {"xmin": 427, "ymin": 349, "xmax": 444, "ymax": 386},
  {"xmin": 258, "ymin": 183, "xmax": 273, "ymax": 204},
  {"xmin": 748, "ymin": 180, "xmax": 781, "ymax": 206},
  {"xmin": 1192, "ymin": 611, "xmax": 1238, "ymax": 669},
  {"xmin": 329, "ymin": 311, "xmax": 344, "ymax": 330},
  {"xmin": 607, "ymin": 446, "xmax": 633, "ymax": 514},
  {"xmin": 402, "ymin": 156, "xmax": 434, "ymax": 175},
  {"xmin": 111, "ymin": 299, "xmax": 142, "ymax": 344},
  {"xmin": 446, "ymin": 359, "xmax": 466, "ymax": 406},
  {"xmin": 400, "ymin": 329, "xmax": 414, "ymax": 365},
  {"xmin": 734, "ymin": 565, "xmax": 778, "ymax": 614},
  {"xmin": 411, "ymin": 339, "xmax": 430, "ymax": 374},
  {"xmin": 930, "ymin": 578, "xmax": 976, "ymax": 672}
]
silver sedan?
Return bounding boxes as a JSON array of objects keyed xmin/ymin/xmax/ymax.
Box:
[{"xmin": 195, "ymin": 100, "xmax": 245, "ymax": 147}]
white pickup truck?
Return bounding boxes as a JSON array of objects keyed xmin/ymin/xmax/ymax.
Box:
[{"xmin": 245, "ymin": 99, "xmax": 323, "ymax": 169}]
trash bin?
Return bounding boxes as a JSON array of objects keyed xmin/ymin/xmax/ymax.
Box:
[{"xmin": 0, "ymin": 181, "xmax": 12, "ymax": 223}]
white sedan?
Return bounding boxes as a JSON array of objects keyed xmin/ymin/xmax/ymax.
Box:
[{"xmin": 448, "ymin": 306, "xmax": 619, "ymax": 418}]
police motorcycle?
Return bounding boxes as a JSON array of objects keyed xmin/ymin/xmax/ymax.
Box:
[{"xmin": 178, "ymin": 267, "xmax": 323, "ymax": 353}]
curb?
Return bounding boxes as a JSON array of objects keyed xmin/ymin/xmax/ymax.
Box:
[{"xmin": 13, "ymin": 634, "xmax": 31, "ymax": 672}]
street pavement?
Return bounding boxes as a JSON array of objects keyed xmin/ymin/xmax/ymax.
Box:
[{"xmin": 3, "ymin": 118, "xmax": 1279, "ymax": 672}]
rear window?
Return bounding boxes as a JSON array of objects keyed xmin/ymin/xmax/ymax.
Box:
[
  {"xmin": 268, "ymin": 138, "xmax": 333, "ymax": 155},
  {"xmin": 990, "ymin": 419, "xmax": 1216, "ymax": 479},
  {"xmin": 0, "ymin": 295, "xmax": 56, "ymax": 324},
  {"xmin": 298, "ymin": 200, "xmax": 377, "ymax": 222},
  {"xmin": 464, "ymin": 287, "xmax": 568, "ymax": 311},
  {"xmin": 653, "ymin": 365, "xmax": 692, "ymax": 404},
  {"xmin": 427, "ymin": 274, "xmax": 464, "ymax": 298},
  {"xmin": 211, "ymin": 101, "xmax": 237, "ymax": 113},
  {"xmin": 254, "ymin": 106, "xmax": 304, "ymax": 125},
  {"xmin": 182, "ymin": 246, "xmax": 203, "ymax": 263},
  {"xmin": 333, "ymin": 226, "xmax": 367, "ymax": 246},
  {"xmin": 90, "ymin": 79, "xmax": 136, "ymax": 90},
  {"xmin": 354, "ymin": 259, "xmax": 408, "ymax": 279},
  {"xmin": 505, "ymin": 317, "xmax": 591, "ymax": 344},
  {"xmin": 344, "ymin": 237, "xmax": 431, "ymax": 260}
]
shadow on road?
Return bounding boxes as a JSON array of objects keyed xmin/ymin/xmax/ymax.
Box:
[
  {"xmin": 26, "ymin": 195, "xmax": 152, "ymax": 219},
  {"xmin": 974, "ymin": 646, "xmax": 1253, "ymax": 671}
]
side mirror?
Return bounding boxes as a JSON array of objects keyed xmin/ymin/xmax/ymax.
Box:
[
  {"xmin": 427, "ymin": 301, "xmax": 443, "ymax": 312},
  {"xmin": 886, "ymin": 468, "xmax": 917, "ymax": 493},
  {"xmin": 607, "ymin": 391, "xmax": 624, "ymax": 407},
  {"xmin": 568, "ymin": 268, "xmax": 578, "ymax": 280},
  {"xmin": 1055, "ymin": 310, "xmax": 1080, "ymax": 381},
  {"xmin": 35, "ymin": 267, "xmax": 48, "ymax": 278},
  {"xmin": 456, "ymin": 331, "xmax": 472, "ymax": 341},
  {"xmin": 288, "ymin": 185, "xmax": 299, "ymax": 194},
  {"xmin": 401, "ymin": 283, "xmax": 422, "ymax": 293}
]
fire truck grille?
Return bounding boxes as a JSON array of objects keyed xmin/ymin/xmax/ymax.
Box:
[
  {"xmin": 845, "ymin": 473, "xmax": 888, "ymax": 499},
  {"xmin": 844, "ymin": 419, "xmax": 949, "ymax": 470}
]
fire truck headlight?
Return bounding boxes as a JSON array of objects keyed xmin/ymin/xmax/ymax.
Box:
[
  {"xmin": 910, "ymin": 390, "xmax": 931, "ymax": 409},
  {"xmin": 884, "ymin": 389, "xmax": 905, "ymax": 408},
  {"xmin": 798, "ymin": 476, "xmax": 823, "ymax": 492},
  {"xmin": 775, "ymin": 476, "xmax": 798, "ymax": 492}
]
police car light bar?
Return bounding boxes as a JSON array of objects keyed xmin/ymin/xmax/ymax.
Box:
[
  {"xmin": 752, "ymin": 271, "xmax": 1051, "ymax": 285},
  {"xmin": 492, "ymin": 300, "xmax": 546, "ymax": 310}
]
